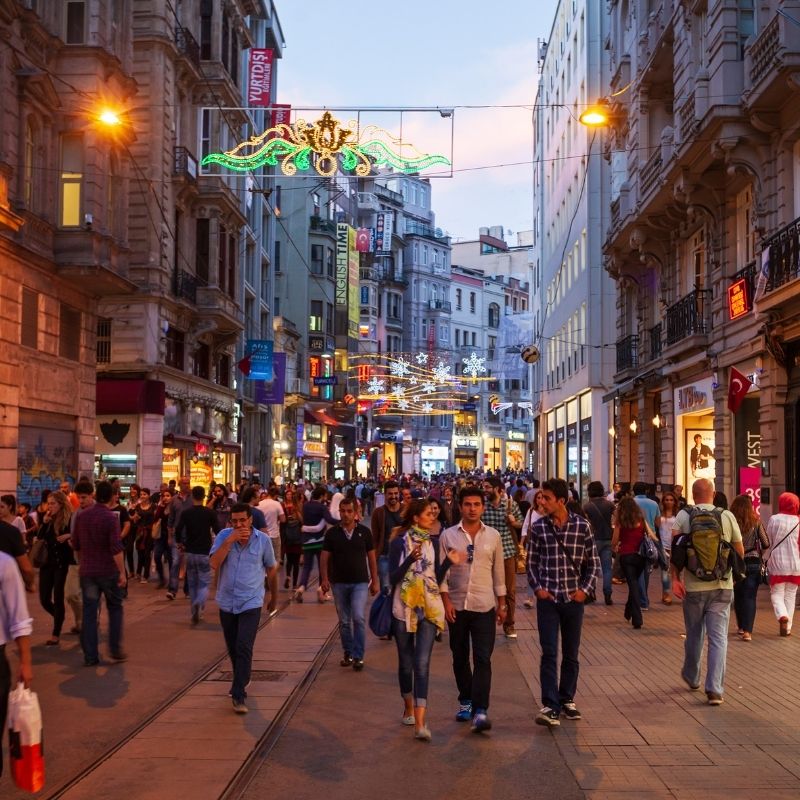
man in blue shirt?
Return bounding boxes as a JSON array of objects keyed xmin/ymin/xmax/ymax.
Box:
[
  {"xmin": 633, "ymin": 483, "xmax": 662, "ymax": 610},
  {"xmin": 210, "ymin": 503, "xmax": 277, "ymax": 713}
]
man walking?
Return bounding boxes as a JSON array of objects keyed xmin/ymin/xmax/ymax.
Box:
[
  {"xmin": 583, "ymin": 481, "xmax": 615, "ymax": 605},
  {"xmin": 633, "ymin": 482, "xmax": 661, "ymax": 610},
  {"xmin": 257, "ymin": 486, "xmax": 285, "ymax": 614},
  {"xmin": 481, "ymin": 476, "xmax": 522, "ymax": 639},
  {"xmin": 320, "ymin": 498, "xmax": 379, "ymax": 671},
  {"xmin": 671, "ymin": 478, "xmax": 742, "ymax": 705},
  {"xmin": 528, "ymin": 478, "xmax": 600, "ymax": 728},
  {"xmin": 440, "ymin": 487, "xmax": 507, "ymax": 733},
  {"xmin": 210, "ymin": 503, "xmax": 277, "ymax": 713},
  {"xmin": 175, "ymin": 486, "xmax": 221, "ymax": 624},
  {"xmin": 369, "ymin": 481, "xmax": 402, "ymax": 593},
  {"xmin": 72, "ymin": 480, "xmax": 127, "ymax": 666},
  {"xmin": 166, "ymin": 477, "xmax": 193, "ymax": 600}
]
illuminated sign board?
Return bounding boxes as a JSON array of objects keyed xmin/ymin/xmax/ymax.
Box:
[{"xmin": 727, "ymin": 278, "xmax": 750, "ymax": 320}]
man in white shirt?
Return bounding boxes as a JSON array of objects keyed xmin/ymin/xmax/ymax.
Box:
[
  {"xmin": 439, "ymin": 487, "xmax": 506, "ymax": 734},
  {"xmin": 257, "ymin": 487, "xmax": 286, "ymax": 614}
]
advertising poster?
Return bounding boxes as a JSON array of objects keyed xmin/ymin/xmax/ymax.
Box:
[
  {"xmin": 348, "ymin": 226, "xmax": 359, "ymax": 337},
  {"xmin": 254, "ymin": 352, "xmax": 286, "ymax": 405},
  {"xmin": 247, "ymin": 49, "xmax": 273, "ymax": 107},
  {"xmin": 246, "ymin": 339, "xmax": 274, "ymax": 381},
  {"xmin": 685, "ymin": 429, "xmax": 716, "ymax": 491}
]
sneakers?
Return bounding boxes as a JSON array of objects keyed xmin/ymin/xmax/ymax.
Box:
[
  {"xmin": 706, "ymin": 692, "xmax": 724, "ymax": 706},
  {"xmin": 165, "ymin": 591, "xmax": 176, "ymax": 600},
  {"xmin": 662, "ymin": 592, "xmax": 672, "ymax": 605},
  {"xmin": 352, "ymin": 658, "xmax": 365, "ymax": 671},
  {"xmin": 340, "ymin": 653, "xmax": 353, "ymax": 667},
  {"xmin": 535, "ymin": 707, "xmax": 560, "ymax": 728},
  {"xmin": 401, "ymin": 714, "xmax": 415, "ymax": 726},
  {"xmin": 561, "ymin": 702, "xmax": 581, "ymax": 720},
  {"xmin": 523, "ymin": 598, "xmax": 535, "ymax": 609},
  {"xmin": 191, "ymin": 606, "xmax": 200, "ymax": 625},
  {"xmin": 471, "ymin": 711, "xmax": 492, "ymax": 733},
  {"xmin": 681, "ymin": 673, "xmax": 701, "ymax": 691},
  {"xmin": 232, "ymin": 699, "xmax": 248, "ymax": 714},
  {"xmin": 414, "ymin": 726, "xmax": 432, "ymax": 741},
  {"xmin": 455, "ymin": 702, "xmax": 472, "ymax": 722},
  {"xmin": 504, "ymin": 626, "xmax": 518, "ymax": 640}
]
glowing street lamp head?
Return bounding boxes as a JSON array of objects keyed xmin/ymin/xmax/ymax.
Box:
[
  {"xmin": 97, "ymin": 109, "xmax": 122, "ymax": 127},
  {"xmin": 579, "ymin": 102, "xmax": 611, "ymax": 128}
]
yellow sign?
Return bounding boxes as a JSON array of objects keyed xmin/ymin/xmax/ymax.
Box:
[{"xmin": 190, "ymin": 461, "xmax": 212, "ymax": 488}]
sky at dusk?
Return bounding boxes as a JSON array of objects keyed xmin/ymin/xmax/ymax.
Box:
[{"xmin": 275, "ymin": 0, "xmax": 561, "ymax": 242}]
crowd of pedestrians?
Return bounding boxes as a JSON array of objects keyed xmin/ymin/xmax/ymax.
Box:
[{"xmin": 1, "ymin": 468, "xmax": 799, "ymax": 758}]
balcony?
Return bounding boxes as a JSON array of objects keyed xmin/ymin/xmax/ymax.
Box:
[
  {"xmin": 405, "ymin": 220, "xmax": 450, "ymax": 243},
  {"xmin": 639, "ymin": 149, "xmax": 663, "ymax": 199},
  {"xmin": 357, "ymin": 192, "xmax": 380, "ymax": 212},
  {"xmin": 665, "ymin": 289, "xmax": 712, "ymax": 347},
  {"xmin": 649, "ymin": 323, "xmax": 662, "ymax": 362},
  {"xmin": 428, "ymin": 299, "xmax": 451, "ymax": 313},
  {"xmin": 359, "ymin": 267, "xmax": 379, "ymax": 282},
  {"xmin": 615, "ymin": 334, "xmax": 639, "ymax": 374},
  {"xmin": 374, "ymin": 184, "xmax": 403, "ymax": 205},
  {"xmin": 174, "ymin": 269, "xmax": 198, "ymax": 303},
  {"xmin": 454, "ymin": 425, "xmax": 478, "ymax": 437},
  {"xmin": 678, "ymin": 91, "xmax": 696, "ymax": 141},
  {"xmin": 173, "ymin": 146, "xmax": 198, "ymax": 182},
  {"xmin": 731, "ymin": 259, "xmax": 757, "ymax": 304},
  {"xmin": 745, "ymin": 12, "xmax": 800, "ymax": 109},
  {"xmin": 309, "ymin": 216, "xmax": 337, "ymax": 235},
  {"xmin": 175, "ymin": 25, "xmax": 200, "ymax": 70},
  {"xmin": 753, "ymin": 215, "xmax": 800, "ymax": 312},
  {"xmin": 196, "ymin": 285, "xmax": 243, "ymax": 333}
]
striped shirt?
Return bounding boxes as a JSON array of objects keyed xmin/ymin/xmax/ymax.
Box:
[{"xmin": 526, "ymin": 512, "xmax": 600, "ymax": 603}]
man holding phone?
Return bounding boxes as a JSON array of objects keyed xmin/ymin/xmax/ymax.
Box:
[
  {"xmin": 210, "ymin": 503, "xmax": 277, "ymax": 714},
  {"xmin": 439, "ymin": 487, "xmax": 506, "ymax": 734}
]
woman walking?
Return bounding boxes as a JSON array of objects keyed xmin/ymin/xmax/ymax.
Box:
[
  {"xmin": 388, "ymin": 499, "xmax": 446, "ymax": 741},
  {"xmin": 36, "ymin": 490, "xmax": 74, "ymax": 646},
  {"xmin": 132, "ymin": 488, "xmax": 156, "ymax": 583},
  {"xmin": 282, "ymin": 486, "xmax": 303, "ymax": 591},
  {"xmin": 611, "ymin": 497, "xmax": 654, "ymax": 630},
  {"xmin": 658, "ymin": 492, "xmax": 679, "ymax": 604},
  {"xmin": 766, "ymin": 492, "xmax": 800, "ymax": 637},
  {"xmin": 731, "ymin": 494, "xmax": 769, "ymax": 641}
]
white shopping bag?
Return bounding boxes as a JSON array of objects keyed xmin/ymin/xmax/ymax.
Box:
[{"xmin": 7, "ymin": 682, "xmax": 44, "ymax": 793}]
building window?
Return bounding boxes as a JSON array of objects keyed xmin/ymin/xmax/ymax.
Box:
[
  {"xmin": 488, "ymin": 303, "xmax": 500, "ymax": 328},
  {"xmin": 200, "ymin": 0, "xmax": 212, "ymax": 59},
  {"xmin": 200, "ymin": 109, "xmax": 211, "ymax": 173},
  {"xmin": 326, "ymin": 248, "xmax": 334, "ymax": 277},
  {"xmin": 469, "ymin": 292, "xmax": 476, "ymax": 313},
  {"xmin": 96, "ymin": 317, "xmax": 112, "ymax": 363},
  {"xmin": 422, "ymin": 245, "xmax": 429, "ymax": 265},
  {"xmin": 60, "ymin": 134, "xmax": 83, "ymax": 227},
  {"xmin": 59, "ymin": 304, "xmax": 81, "ymax": 361},
  {"xmin": 196, "ymin": 218, "xmax": 210, "ymax": 283},
  {"xmin": 65, "ymin": 1, "xmax": 85, "ymax": 44},
  {"xmin": 216, "ymin": 353, "xmax": 231, "ymax": 387},
  {"xmin": 309, "ymin": 300, "xmax": 323, "ymax": 331},
  {"xmin": 326, "ymin": 302, "xmax": 333, "ymax": 334},
  {"xmin": 311, "ymin": 244, "xmax": 324, "ymax": 274},
  {"xmin": 192, "ymin": 343, "xmax": 210, "ymax": 380},
  {"xmin": 455, "ymin": 329, "xmax": 460, "ymax": 346},
  {"xmin": 456, "ymin": 288, "xmax": 462, "ymax": 310},
  {"xmin": 274, "ymin": 239, "xmax": 281, "ymax": 272},
  {"xmin": 21, "ymin": 289, "xmax": 38, "ymax": 349},
  {"xmin": 165, "ymin": 327, "xmax": 185, "ymax": 370}
]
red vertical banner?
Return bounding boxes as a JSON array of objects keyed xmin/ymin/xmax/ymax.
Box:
[
  {"xmin": 271, "ymin": 103, "xmax": 291, "ymax": 128},
  {"xmin": 248, "ymin": 49, "xmax": 273, "ymax": 107}
]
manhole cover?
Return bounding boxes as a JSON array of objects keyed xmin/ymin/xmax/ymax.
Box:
[{"xmin": 214, "ymin": 670, "xmax": 288, "ymax": 682}]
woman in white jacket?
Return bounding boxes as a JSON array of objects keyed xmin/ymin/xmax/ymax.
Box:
[{"xmin": 766, "ymin": 492, "xmax": 800, "ymax": 636}]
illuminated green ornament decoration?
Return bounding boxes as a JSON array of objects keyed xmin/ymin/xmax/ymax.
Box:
[{"xmin": 201, "ymin": 111, "xmax": 451, "ymax": 177}]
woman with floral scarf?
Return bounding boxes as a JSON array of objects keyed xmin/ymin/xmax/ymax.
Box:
[{"xmin": 388, "ymin": 499, "xmax": 447, "ymax": 742}]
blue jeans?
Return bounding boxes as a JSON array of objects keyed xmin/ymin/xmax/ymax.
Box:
[
  {"xmin": 536, "ymin": 599, "xmax": 584, "ymax": 714},
  {"xmin": 447, "ymin": 609, "xmax": 496, "ymax": 712},
  {"xmin": 377, "ymin": 555, "xmax": 390, "ymax": 593},
  {"xmin": 733, "ymin": 561, "xmax": 761, "ymax": 633},
  {"xmin": 332, "ymin": 582, "xmax": 369, "ymax": 660},
  {"xmin": 596, "ymin": 539, "xmax": 613, "ymax": 598},
  {"xmin": 297, "ymin": 550, "xmax": 320, "ymax": 590},
  {"xmin": 167, "ymin": 540, "xmax": 181, "ymax": 593},
  {"xmin": 682, "ymin": 589, "xmax": 732, "ymax": 696},
  {"xmin": 393, "ymin": 617, "xmax": 437, "ymax": 707},
  {"xmin": 153, "ymin": 536, "xmax": 172, "ymax": 587},
  {"xmin": 80, "ymin": 574, "xmax": 125, "ymax": 661},
  {"xmin": 219, "ymin": 607, "xmax": 261, "ymax": 704},
  {"xmin": 185, "ymin": 553, "xmax": 211, "ymax": 613}
]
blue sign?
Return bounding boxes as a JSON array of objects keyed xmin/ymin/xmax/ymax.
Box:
[
  {"xmin": 462, "ymin": 402, "xmax": 477, "ymax": 411},
  {"xmin": 254, "ymin": 353, "xmax": 286, "ymax": 404},
  {"xmin": 247, "ymin": 339, "xmax": 273, "ymax": 381},
  {"xmin": 313, "ymin": 376, "xmax": 338, "ymax": 386}
]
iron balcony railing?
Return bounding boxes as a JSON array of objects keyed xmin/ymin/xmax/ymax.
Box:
[
  {"xmin": 763, "ymin": 215, "xmax": 800, "ymax": 292},
  {"xmin": 174, "ymin": 269, "xmax": 198, "ymax": 303},
  {"xmin": 173, "ymin": 146, "xmax": 198, "ymax": 181},
  {"xmin": 175, "ymin": 25, "xmax": 200, "ymax": 69},
  {"xmin": 616, "ymin": 334, "xmax": 639, "ymax": 373},
  {"xmin": 649, "ymin": 323, "xmax": 662, "ymax": 361},
  {"xmin": 428, "ymin": 299, "xmax": 452, "ymax": 313},
  {"xmin": 731, "ymin": 259, "xmax": 757, "ymax": 301},
  {"xmin": 665, "ymin": 289, "xmax": 712, "ymax": 346}
]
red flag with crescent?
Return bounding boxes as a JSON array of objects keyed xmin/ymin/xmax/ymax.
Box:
[{"xmin": 727, "ymin": 367, "xmax": 752, "ymax": 413}]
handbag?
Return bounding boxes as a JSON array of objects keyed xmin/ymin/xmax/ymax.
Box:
[
  {"xmin": 368, "ymin": 588, "xmax": 393, "ymax": 637},
  {"xmin": 638, "ymin": 524, "xmax": 660, "ymax": 569},
  {"xmin": 7, "ymin": 682, "xmax": 45, "ymax": 793},
  {"xmin": 29, "ymin": 538, "xmax": 48, "ymax": 569}
]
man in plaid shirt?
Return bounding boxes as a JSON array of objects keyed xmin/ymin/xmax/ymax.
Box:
[
  {"xmin": 527, "ymin": 478, "xmax": 599, "ymax": 728},
  {"xmin": 481, "ymin": 477, "xmax": 523, "ymax": 639}
]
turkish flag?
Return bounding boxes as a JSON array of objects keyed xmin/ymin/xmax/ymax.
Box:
[
  {"xmin": 727, "ymin": 367, "xmax": 752, "ymax": 413},
  {"xmin": 237, "ymin": 355, "xmax": 251, "ymax": 376},
  {"xmin": 356, "ymin": 228, "xmax": 371, "ymax": 252}
]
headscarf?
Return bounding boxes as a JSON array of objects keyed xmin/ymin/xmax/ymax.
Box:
[{"xmin": 778, "ymin": 492, "xmax": 800, "ymax": 516}]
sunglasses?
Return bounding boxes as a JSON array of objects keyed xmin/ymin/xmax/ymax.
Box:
[{"xmin": 467, "ymin": 544, "xmax": 475, "ymax": 564}]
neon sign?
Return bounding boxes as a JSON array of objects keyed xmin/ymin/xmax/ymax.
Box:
[
  {"xmin": 201, "ymin": 111, "xmax": 451, "ymax": 177},
  {"xmin": 727, "ymin": 278, "xmax": 750, "ymax": 320}
]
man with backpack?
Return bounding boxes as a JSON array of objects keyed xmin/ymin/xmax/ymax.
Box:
[{"xmin": 671, "ymin": 478, "xmax": 743, "ymax": 706}]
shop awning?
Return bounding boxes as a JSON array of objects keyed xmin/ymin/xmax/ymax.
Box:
[
  {"xmin": 98, "ymin": 379, "xmax": 165, "ymax": 415},
  {"xmin": 602, "ymin": 378, "xmax": 636, "ymax": 404},
  {"xmin": 304, "ymin": 408, "xmax": 340, "ymax": 427},
  {"xmin": 213, "ymin": 440, "xmax": 241, "ymax": 453},
  {"xmin": 163, "ymin": 433, "xmax": 198, "ymax": 448},
  {"xmin": 191, "ymin": 430, "xmax": 216, "ymax": 442}
]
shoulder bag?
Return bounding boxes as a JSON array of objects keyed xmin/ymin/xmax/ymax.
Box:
[{"xmin": 30, "ymin": 537, "xmax": 48, "ymax": 569}]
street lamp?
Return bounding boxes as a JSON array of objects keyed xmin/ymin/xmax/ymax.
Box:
[
  {"xmin": 97, "ymin": 109, "xmax": 123, "ymax": 127},
  {"xmin": 578, "ymin": 101, "xmax": 612, "ymax": 127}
]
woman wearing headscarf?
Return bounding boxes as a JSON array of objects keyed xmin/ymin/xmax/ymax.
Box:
[
  {"xmin": 766, "ymin": 492, "xmax": 800, "ymax": 636},
  {"xmin": 388, "ymin": 499, "xmax": 446, "ymax": 741}
]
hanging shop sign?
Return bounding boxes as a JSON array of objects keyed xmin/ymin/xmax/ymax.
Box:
[
  {"xmin": 254, "ymin": 353, "xmax": 286, "ymax": 405},
  {"xmin": 247, "ymin": 49, "xmax": 274, "ymax": 107},
  {"xmin": 336, "ymin": 223, "xmax": 350, "ymax": 308},
  {"xmin": 201, "ymin": 111, "xmax": 451, "ymax": 178},
  {"xmin": 675, "ymin": 377, "xmax": 713, "ymax": 416},
  {"xmin": 727, "ymin": 278, "xmax": 751, "ymax": 321},
  {"xmin": 270, "ymin": 103, "xmax": 291, "ymax": 128},
  {"xmin": 508, "ymin": 430, "xmax": 526, "ymax": 440},
  {"xmin": 245, "ymin": 339, "xmax": 274, "ymax": 381}
]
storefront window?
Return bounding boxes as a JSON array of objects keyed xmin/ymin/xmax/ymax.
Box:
[{"xmin": 556, "ymin": 405, "xmax": 566, "ymax": 478}]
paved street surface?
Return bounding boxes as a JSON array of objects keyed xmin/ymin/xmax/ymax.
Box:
[{"xmin": 4, "ymin": 574, "xmax": 800, "ymax": 799}]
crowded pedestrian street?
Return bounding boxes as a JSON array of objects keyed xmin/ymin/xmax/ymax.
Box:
[{"xmin": 7, "ymin": 566, "xmax": 799, "ymax": 800}]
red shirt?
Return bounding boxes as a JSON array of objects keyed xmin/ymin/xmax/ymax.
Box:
[
  {"xmin": 72, "ymin": 504, "xmax": 123, "ymax": 577},
  {"xmin": 619, "ymin": 523, "xmax": 645, "ymax": 556}
]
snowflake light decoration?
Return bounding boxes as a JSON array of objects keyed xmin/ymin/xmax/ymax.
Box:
[
  {"xmin": 366, "ymin": 378, "xmax": 385, "ymax": 395},
  {"xmin": 412, "ymin": 395, "xmax": 421, "ymax": 403},
  {"xmin": 397, "ymin": 398, "xmax": 410, "ymax": 410},
  {"xmin": 422, "ymin": 401, "xmax": 433, "ymax": 413},
  {"xmin": 409, "ymin": 376, "xmax": 418, "ymax": 385},
  {"xmin": 392, "ymin": 385, "xmax": 406, "ymax": 399},
  {"xmin": 389, "ymin": 356, "xmax": 412, "ymax": 379},
  {"xmin": 422, "ymin": 381, "xmax": 436, "ymax": 395},
  {"xmin": 462, "ymin": 352, "xmax": 487, "ymax": 381},
  {"xmin": 415, "ymin": 352, "xmax": 429, "ymax": 365},
  {"xmin": 432, "ymin": 360, "xmax": 452, "ymax": 384}
]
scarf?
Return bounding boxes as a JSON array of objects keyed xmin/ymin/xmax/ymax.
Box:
[{"xmin": 399, "ymin": 527, "xmax": 445, "ymax": 632}]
